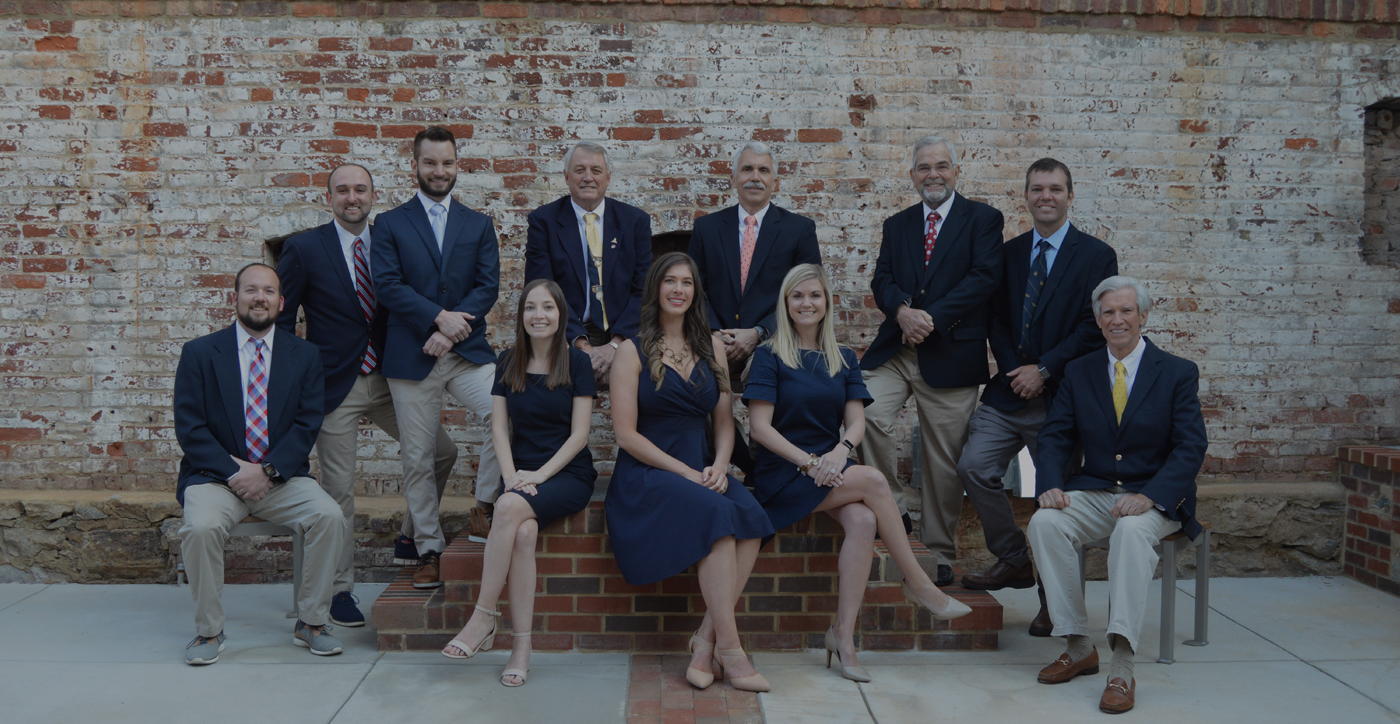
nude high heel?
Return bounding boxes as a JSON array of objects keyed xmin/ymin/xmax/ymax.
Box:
[
  {"xmin": 903, "ymin": 583, "xmax": 973, "ymax": 621},
  {"xmin": 824, "ymin": 626, "xmax": 871, "ymax": 683},
  {"xmin": 685, "ymin": 632, "xmax": 715, "ymax": 689},
  {"xmin": 441, "ymin": 605, "xmax": 499, "ymax": 659},
  {"xmin": 713, "ymin": 647, "xmax": 771, "ymax": 693},
  {"xmin": 499, "ymin": 632, "xmax": 530, "ymax": 687}
]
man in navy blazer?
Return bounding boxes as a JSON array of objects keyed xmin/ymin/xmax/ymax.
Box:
[
  {"xmin": 957, "ymin": 160, "xmax": 1118, "ymax": 606},
  {"xmin": 371, "ymin": 126, "xmax": 500, "ymax": 589},
  {"xmin": 175, "ymin": 263, "xmax": 347, "ymax": 664},
  {"xmin": 860, "ymin": 135, "xmax": 1004, "ymax": 584},
  {"xmin": 1027, "ymin": 276, "xmax": 1207, "ymax": 714},
  {"xmin": 277, "ymin": 163, "xmax": 459, "ymax": 624},
  {"xmin": 525, "ymin": 142, "xmax": 652, "ymax": 385}
]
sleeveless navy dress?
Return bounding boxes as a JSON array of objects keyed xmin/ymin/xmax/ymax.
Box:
[
  {"xmin": 743, "ymin": 346, "xmax": 873, "ymax": 532},
  {"xmin": 605, "ymin": 340, "xmax": 774, "ymax": 585}
]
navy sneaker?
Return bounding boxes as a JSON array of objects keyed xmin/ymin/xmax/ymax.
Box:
[
  {"xmin": 392, "ymin": 534, "xmax": 419, "ymax": 566},
  {"xmin": 330, "ymin": 591, "xmax": 365, "ymax": 627}
]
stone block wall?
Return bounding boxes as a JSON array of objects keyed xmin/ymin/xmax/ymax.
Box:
[{"xmin": 1338, "ymin": 445, "xmax": 1400, "ymax": 596}]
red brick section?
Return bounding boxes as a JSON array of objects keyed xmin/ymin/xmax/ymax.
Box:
[
  {"xmin": 372, "ymin": 502, "xmax": 1002, "ymax": 652},
  {"xmin": 1337, "ymin": 446, "xmax": 1400, "ymax": 598},
  {"xmin": 627, "ymin": 654, "xmax": 762, "ymax": 724}
]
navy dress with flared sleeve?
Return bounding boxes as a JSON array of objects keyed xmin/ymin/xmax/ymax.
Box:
[
  {"xmin": 492, "ymin": 347, "xmax": 598, "ymax": 529},
  {"xmin": 742, "ymin": 346, "xmax": 873, "ymax": 532},
  {"xmin": 605, "ymin": 341, "xmax": 774, "ymax": 585}
]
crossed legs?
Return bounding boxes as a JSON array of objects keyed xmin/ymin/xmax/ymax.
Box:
[
  {"xmin": 688, "ymin": 535, "xmax": 763, "ymax": 682},
  {"xmin": 443, "ymin": 492, "xmax": 538, "ymax": 682}
]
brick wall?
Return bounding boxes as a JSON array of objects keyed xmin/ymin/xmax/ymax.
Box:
[
  {"xmin": 1338, "ymin": 445, "xmax": 1399, "ymax": 596},
  {"xmin": 3, "ymin": 1, "xmax": 1400, "ymax": 498}
]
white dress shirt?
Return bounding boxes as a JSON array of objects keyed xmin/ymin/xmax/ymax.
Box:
[
  {"xmin": 235, "ymin": 323, "xmax": 276, "ymax": 414},
  {"xmin": 737, "ymin": 202, "xmax": 771, "ymax": 252},
  {"xmin": 417, "ymin": 191, "xmax": 449, "ymax": 250},
  {"xmin": 921, "ymin": 191, "xmax": 956, "ymax": 237},
  {"xmin": 332, "ymin": 218, "xmax": 369, "ymax": 281},
  {"xmin": 571, "ymin": 197, "xmax": 608, "ymax": 320},
  {"xmin": 1031, "ymin": 219, "xmax": 1070, "ymax": 275},
  {"xmin": 1106, "ymin": 336, "xmax": 1147, "ymax": 397}
]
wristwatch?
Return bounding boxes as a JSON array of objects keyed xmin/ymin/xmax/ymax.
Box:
[
  {"xmin": 260, "ymin": 460, "xmax": 284, "ymax": 483},
  {"xmin": 1038, "ymin": 366, "xmax": 1050, "ymax": 381},
  {"xmin": 609, "ymin": 340, "xmax": 619, "ymax": 349},
  {"xmin": 840, "ymin": 439, "xmax": 855, "ymax": 452}
]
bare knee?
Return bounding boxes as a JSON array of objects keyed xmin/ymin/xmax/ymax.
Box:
[
  {"xmin": 514, "ymin": 519, "xmax": 538, "ymax": 549},
  {"xmin": 494, "ymin": 492, "xmax": 530, "ymax": 524},
  {"xmin": 842, "ymin": 503, "xmax": 877, "ymax": 539}
]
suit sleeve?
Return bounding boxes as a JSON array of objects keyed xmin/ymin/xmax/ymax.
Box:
[
  {"xmin": 263, "ymin": 346, "xmax": 326, "ymax": 479},
  {"xmin": 275, "ymin": 239, "xmax": 305, "ymax": 338},
  {"xmin": 450, "ymin": 217, "xmax": 501, "ymax": 324},
  {"xmin": 1034, "ymin": 369, "xmax": 1080, "ymax": 496},
  {"xmin": 928, "ymin": 207, "xmax": 1005, "ymax": 335},
  {"xmin": 172, "ymin": 345, "xmax": 240, "ymax": 482},
  {"xmin": 689, "ymin": 222, "xmax": 724, "ymax": 332},
  {"xmin": 372, "ymin": 218, "xmax": 444, "ymax": 336},
  {"xmin": 610, "ymin": 209, "xmax": 652, "ymax": 340},
  {"xmin": 525, "ymin": 211, "xmax": 587, "ymax": 342},
  {"xmin": 1139, "ymin": 361, "xmax": 1208, "ymax": 511},
  {"xmin": 1038, "ymin": 247, "xmax": 1118, "ymax": 380},
  {"xmin": 986, "ymin": 256, "xmax": 1019, "ymax": 379},
  {"xmin": 871, "ymin": 216, "xmax": 913, "ymax": 319},
  {"xmin": 757, "ymin": 216, "xmax": 821, "ymax": 335}
]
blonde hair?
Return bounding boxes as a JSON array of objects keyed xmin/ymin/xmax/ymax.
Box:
[{"xmin": 767, "ymin": 264, "xmax": 845, "ymax": 377}]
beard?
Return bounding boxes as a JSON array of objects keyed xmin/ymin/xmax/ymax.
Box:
[
  {"xmin": 918, "ymin": 184, "xmax": 952, "ymax": 209},
  {"xmin": 237, "ymin": 307, "xmax": 275, "ymax": 333},
  {"xmin": 417, "ymin": 170, "xmax": 457, "ymax": 198}
]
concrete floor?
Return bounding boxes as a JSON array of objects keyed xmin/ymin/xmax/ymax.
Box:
[{"xmin": 0, "ymin": 576, "xmax": 1395, "ymax": 723}]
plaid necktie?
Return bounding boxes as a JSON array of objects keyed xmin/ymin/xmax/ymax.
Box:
[
  {"xmin": 352, "ymin": 238, "xmax": 377, "ymax": 374},
  {"xmin": 245, "ymin": 338, "xmax": 269, "ymax": 462}
]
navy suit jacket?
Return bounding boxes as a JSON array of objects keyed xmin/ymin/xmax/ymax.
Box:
[
  {"xmin": 688, "ymin": 204, "xmax": 821, "ymax": 334},
  {"xmin": 982, "ymin": 224, "xmax": 1118, "ymax": 412},
  {"xmin": 862, "ymin": 195, "xmax": 1005, "ymax": 388},
  {"xmin": 1035, "ymin": 338, "xmax": 1208, "ymax": 539},
  {"xmin": 524, "ymin": 195, "xmax": 652, "ymax": 342},
  {"xmin": 371, "ymin": 195, "xmax": 500, "ymax": 380},
  {"xmin": 276, "ymin": 222, "xmax": 388, "ymax": 414},
  {"xmin": 173, "ymin": 324, "xmax": 325, "ymax": 505}
]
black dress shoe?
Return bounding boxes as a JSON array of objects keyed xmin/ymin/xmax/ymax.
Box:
[
  {"xmin": 1029, "ymin": 577, "xmax": 1052, "ymax": 637},
  {"xmin": 961, "ymin": 560, "xmax": 1036, "ymax": 591},
  {"xmin": 935, "ymin": 564, "xmax": 954, "ymax": 588},
  {"xmin": 902, "ymin": 513, "xmax": 913, "ymax": 536}
]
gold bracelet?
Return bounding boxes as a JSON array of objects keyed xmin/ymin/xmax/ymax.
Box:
[{"xmin": 798, "ymin": 454, "xmax": 821, "ymax": 477}]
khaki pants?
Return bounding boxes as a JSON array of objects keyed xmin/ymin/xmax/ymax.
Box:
[
  {"xmin": 386, "ymin": 354, "xmax": 499, "ymax": 555},
  {"xmin": 180, "ymin": 478, "xmax": 344, "ymax": 637},
  {"xmin": 1027, "ymin": 488, "xmax": 1182, "ymax": 653},
  {"xmin": 317, "ymin": 372, "xmax": 457, "ymax": 593},
  {"xmin": 860, "ymin": 345, "xmax": 979, "ymax": 564}
]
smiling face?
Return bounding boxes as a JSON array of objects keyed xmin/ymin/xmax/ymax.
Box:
[
  {"xmin": 522, "ymin": 284, "xmax": 560, "ymax": 342},
  {"xmin": 564, "ymin": 148, "xmax": 610, "ymax": 211},
  {"xmin": 910, "ymin": 142, "xmax": 959, "ymax": 209},
  {"xmin": 786, "ymin": 277, "xmax": 827, "ymax": 334},
  {"xmin": 657, "ymin": 262, "xmax": 694, "ymax": 318},
  {"xmin": 326, "ymin": 165, "xmax": 374, "ymax": 229},
  {"xmin": 1096, "ymin": 287, "xmax": 1146, "ymax": 358},
  {"xmin": 732, "ymin": 149, "xmax": 776, "ymax": 213},
  {"xmin": 1025, "ymin": 168, "xmax": 1072, "ymax": 232},
  {"xmin": 235, "ymin": 265, "xmax": 283, "ymax": 334},
  {"xmin": 412, "ymin": 139, "xmax": 458, "ymax": 201}
]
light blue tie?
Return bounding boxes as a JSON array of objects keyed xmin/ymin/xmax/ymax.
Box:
[{"xmin": 429, "ymin": 203, "xmax": 446, "ymax": 250}]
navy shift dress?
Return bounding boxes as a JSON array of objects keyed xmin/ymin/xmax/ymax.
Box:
[
  {"xmin": 605, "ymin": 341, "xmax": 774, "ymax": 585},
  {"xmin": 492, "ymin": 347, "xmax": 598, "ymax": 529},
  {"xmin": 742, "ymin": 346, "xmax": 873, "ymax": 532}
]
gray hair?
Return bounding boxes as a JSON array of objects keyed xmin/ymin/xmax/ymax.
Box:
[
  {"xmin": 912, "ymin": 135, "xmax": 958, "ymax": 168},
  {"xmin": 563, "ymin": 142, "xmax": 610, "ymax": 172},
  {"xmin": 1091, "ymin": 276, "xmax": 1152, "ymax": 317},
  {"xmin": 732, "ymin": 141, "xmax": 775, "ymax": 172}
]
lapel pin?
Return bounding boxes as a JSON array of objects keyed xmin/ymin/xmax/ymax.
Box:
[{"xmin": 610, "ymin": 238, "xmax": 617, "ymax": 249}]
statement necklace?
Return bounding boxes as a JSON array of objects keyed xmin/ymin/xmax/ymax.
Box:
[{"xmin": 657, "ymin": 336, "xmax": 691, "ymax": 369}]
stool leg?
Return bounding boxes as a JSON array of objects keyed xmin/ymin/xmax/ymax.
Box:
[
  {"xmin": 1157, "ymin": 538, "xmax": 1177, "ymax": 664},
  {"xmin": 1184, "ymin": 530, "xmax": 1210, "ymax": 647}
]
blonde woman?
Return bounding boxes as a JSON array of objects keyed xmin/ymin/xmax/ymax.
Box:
[{"xmin": 744, "ymin": 264, "xmax": 971, "ymax": 682}]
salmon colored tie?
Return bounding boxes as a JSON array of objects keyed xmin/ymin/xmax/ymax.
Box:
[{"xmin": 740, "ymin": 215, "xmax": 757, "ymax": 293}]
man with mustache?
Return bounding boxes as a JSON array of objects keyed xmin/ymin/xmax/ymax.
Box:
[
  {"xmin": 860, "ymin": 135, "xmax": 1004, "ymax": 586},
  {"xmin": 689, "ymin": 142, "xmax": 821, "ymax": 473},
  {"xmin": 524, "ymin": 142, "xmax": 652, "ymax": 386},
  {"xmin": 372, "ymin": 126, "xmax": 501, "ymax": 589},
  {"xmin": 174, "ymin": 263, "xmax": 347, "ymax": 663},
  {"xmin": 276, "ymin": 163, "xmax": 459, "ymax": 625}
]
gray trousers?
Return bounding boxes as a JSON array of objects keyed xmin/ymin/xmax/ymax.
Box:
[
  {"xmin": 180, "ymin": 478, "xmax": 344, "ymax": 637},
  {"xmin": 955, "ymin": 397, "xmax": 1045, "ymax": 568},
  {"xmin": 317, "ymin": 371, "xmax": 457, "ymax": 593}
]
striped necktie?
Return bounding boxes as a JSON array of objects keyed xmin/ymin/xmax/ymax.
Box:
[
  {"xmin": 352, "ymin": 238, "xmax": 377, "ymax": 374},
  {"xmin": 245, "ymin": 338, "xmax": 269, "ymax": 462}
]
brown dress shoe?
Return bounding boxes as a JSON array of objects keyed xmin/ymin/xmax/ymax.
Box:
[
  {"xmin": 1099, "ymin": 677, "xmax": 1135, "ymax": 714},
  {"xmin": 961, "ymin": 560, "xmax": 1035, "ymax": 591},
  {"xmin": 1029, "ymin": 577, "xmax": 1053, "ymax": 637},
  {"xmin": 413, "ymin": 550, "xmax": 442, "ymax": 589},
  {"xmin": 1037, "ymin": 647, "xmax": 1099, "ymax": 684}
]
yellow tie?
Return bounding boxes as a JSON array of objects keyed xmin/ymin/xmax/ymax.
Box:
[
  {"xmin": 1112, "ymin": 360, "xmax": 1128, "ymax": 423},
  {"xmin": 585, "ymin": 212, "xmax": 608, "ymax": 331}
]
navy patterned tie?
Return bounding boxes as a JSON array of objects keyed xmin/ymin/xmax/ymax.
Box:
[{"xmin": 1018, "ymin": 240, "xmax": 1052, "ymax": 357}]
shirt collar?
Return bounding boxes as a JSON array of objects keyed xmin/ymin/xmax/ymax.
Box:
[
  {"xmin": 1034, "ymin": 220, "xmax": 1071, "ymax": 251},
  {"xmin": 570, "ymin": 197, "xmax": 606, "ymax": 224},
  {"xmin": 922, "ymin": 191, "xmax": 957, "ymax": 223},
  {"xmin": 235, "ymin": 321, "xmax": 275, "ymax": 353},
  {"xmin": 1109, "ymin": 335, "xmax": 1147, "ymax": 367},
  {"xmin": 417, "ymin": 191, "xmax": 449, "ymax": 217},
  {"xmin": 738, "ymin": 202, "xmax": 771, "ymax": 227},
  {"xmin": 332, "ymin": 218, "xmax": 366, "ymax": 251}
]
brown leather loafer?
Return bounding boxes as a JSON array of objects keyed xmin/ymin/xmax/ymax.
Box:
[
  {"xmin": 1037, "ymin": 648, "xmax": 1099, "ymax": 684},
  {"xmin": 961, "ymin": 560, "xmax": 1035, "ymax": 591},
  {"xmin": 1029, "ymin": 578, "xmax": 1053, "ymax": 637},
  {"xmin": 1099, "ymin": 677, "xmax": 1135, "ymax": 714},
  {"xmin": 413, "ymin": 550, "xmax": 442, "ymax": 589}
]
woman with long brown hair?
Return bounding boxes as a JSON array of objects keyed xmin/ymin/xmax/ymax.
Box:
[
  {"xmin": 606, "ymin": 252, "xmax": 775, "ymax": 692},
  {"xmin": 441, "ymin": 279, "xmax": 597, "ymax": 687}
]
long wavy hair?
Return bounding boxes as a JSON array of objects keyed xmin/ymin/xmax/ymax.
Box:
[
  {"xmin": 767, "ymin": 263, "xmax": 846, "ymax": 377},
  {"xmin": 638, "ymin": 252, "xmax": 729, "ymax": 393},
  {"xmin": 499, "ymin": 278, "xmax": 572, "ymax": 393}
]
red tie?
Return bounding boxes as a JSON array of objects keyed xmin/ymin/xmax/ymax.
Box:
[
  {"xmin": 924, "ymin": 210, "xmax": 941, "ymax": 266},
  {"xmin": 352, "ymin": 238, "xmax": 377, "ymax": 375}
]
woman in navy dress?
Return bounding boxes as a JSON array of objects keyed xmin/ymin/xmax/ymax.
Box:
[
  {"xmin": 442, "ymin": 279, "xmax": 597, "ymax": 688},
  {"xmin": 745, "ymin": 264, "xmax": 971, "ymax": 683},
  {"xmin": 607, "ymin": 252, "xmax": 775, "ymax": 692}
]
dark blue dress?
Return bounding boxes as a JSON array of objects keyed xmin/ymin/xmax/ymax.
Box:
[
  {"xmin": 605, "ymin": 341, "xmax": 774, "ymax": 585},
  {"xmin": 491, "ymin": 347, "xmax": 598, "ymax": 529},
  {"xmin": 743, "ymin": 346, "xmax": 873, "ymax": 532}
]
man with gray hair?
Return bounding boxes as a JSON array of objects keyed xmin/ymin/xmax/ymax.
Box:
[
  {"xmin": 860, "ymin": 134, "xmax": 1004, "ymax": 586},
  {"xmin": 1028, "ymin": 276, "xmax": 1207, "ymax": 714},
  {"xmin": 526, "ymin": 141, "xmax": 653, "ymax": 385}
]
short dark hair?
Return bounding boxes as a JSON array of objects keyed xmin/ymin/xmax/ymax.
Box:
[
  {"xmin": 1025, "ymin": 157, "xmax": 1073, "ymax": 195},
  {"xmin": 413, "ymin": 126, "xmax": 456, "ymax": 160},
  {"xmin": 234, "ymin": 262, "xmax": 280, "ymax": 294},
  {"xmin": 327, "ymin": 163, "xmax": 373, "ymax": 192}
]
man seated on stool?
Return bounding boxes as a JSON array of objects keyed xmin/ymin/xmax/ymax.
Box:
[
  {"xmin": 174, "ymin": 263, "xmax": 347, "ymax": 665},
  {"xmin": 1027, "ymin": 275, "xmax": 1207, "ymax": 714}
]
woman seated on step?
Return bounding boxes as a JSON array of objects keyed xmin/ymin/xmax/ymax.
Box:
[
  {"xmin": 441, "ymin": 279, "xmax": 598, "ymax": 687},
  {"xmin": 744, "ymin": 264, "xmax": 972, "ymax": 683},
  {"xmin": 605, "ymin": 252, "xmax": 775, "ymax": 692}
]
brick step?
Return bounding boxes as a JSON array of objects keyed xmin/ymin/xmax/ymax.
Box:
[{"xmin": 372, "ymin": 501, "xmax": 1002, "ymax": 653}]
